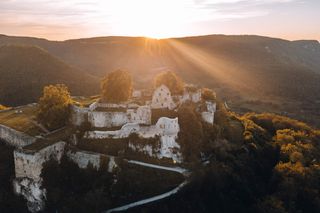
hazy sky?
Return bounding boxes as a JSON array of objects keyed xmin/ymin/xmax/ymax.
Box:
[{"xmin": 0, "ymin": 0, "xmax": 319, "ymax": 41}]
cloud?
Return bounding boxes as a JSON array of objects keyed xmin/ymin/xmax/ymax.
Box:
[{"xmin": 0, "ymin": 0, "xmax": 309, "ymax": 40}]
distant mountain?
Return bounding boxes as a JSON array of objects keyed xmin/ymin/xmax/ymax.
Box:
[
  {"xmin": 1, "ymin": 34, "xmax": 319, "ymax": 99},
  {"xmin": 0, "ymin": 45, "xmax": 99, "ymax": 106}
]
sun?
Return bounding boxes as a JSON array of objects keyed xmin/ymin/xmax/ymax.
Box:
[{"xmin": 98, "ymin": 0, "xmax": 191, "ymax": 39}]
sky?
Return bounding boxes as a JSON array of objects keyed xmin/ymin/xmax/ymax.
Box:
[{"xmin": 0, "ymin": 0, "xmax": 319, "ymax": 41}]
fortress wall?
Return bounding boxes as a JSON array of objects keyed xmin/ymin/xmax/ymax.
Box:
[
  {"xmin": 67, "ymin": 150, "xmax": 101, "ymax": 170},
  {"xmin": 70, "ymin": 105, "xmax": 89, "ymax": 126},
  {"xmin": 85, "ymin": 123, "xmax": 140, "ymax": 139},
  {"xmin": 88, "ymin": 111, "xmax": 129, "ymax": 128},
  {"xmin": 14, "ymin": 141, "xmax": 66, "ymax": 181},
  {"xmin": 179, "ymin": 90, "xmax": 202, "ymax": 104},
  {"xmin": 85, "ymin": 117, "xmax": 179, "ymax": 140},
  {"xmin": 88, "ymin": 106, "xmax": 151, "ymax": 128},
  {"xmin": 201, "ymin": 101, "xmax": 217, "ymax": 124},
  {"xmin": 67, "ymin": 150, "xmax": 118, "ymax": 172},
  {"xmin": 202, "ymin": 112, "xmax": 215, "ymax": 124},
  {"xmin": 0, "ymin": 124, "xmax": 37, "ymax": 147},
  {"xmin": 128, "ymin": 106, "xmax": 151, "ymax": 125}
]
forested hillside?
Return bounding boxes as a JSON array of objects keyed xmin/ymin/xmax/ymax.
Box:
[
  {"xmin": 1, "ymin": 34, "xmax": 320, "ymax": 126},
  {"xmin": 0, "ymin": 45, "xmax": 99, "ymax": 106}
]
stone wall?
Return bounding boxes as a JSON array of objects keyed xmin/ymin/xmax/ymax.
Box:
[
  {"xmin": 0, "ymin": 124, "xmax": 37, "ymax": 147},
  {"xmin": 85, "ymin": 117, "xmax": 179, "ymax": 140},
  {"xmin": 151, "ymin": 85, "xmax": 176, "ymax": 110},
  {"xmin": 201, "ymin": 101, "xmax": 217, "ymax": 124},
  {"xmin": 89, "ymin": 102, "xmax": 140, "ymax": 111},
  {"xmin": 179, "ymin": 90, "xmax": 202, "ymax": 104},
  {"xmin": 13, "ymin": 178, "xmax": 45, "ymax": 213},
  {"xmin": 85, "ymin": 117, "xmax": 182, "ymax": 162},
  {"xmin": 85, "ymin": 123, "xmax": 140, "ymax": 139},
  {"xmin": 14, "ymin": 141, "xmax": 66, "ymax": 181},
  {"xmin": 88, "ymin": 105, "xmax": 151, "ymax": 128},
  {"xmin": 70, "ymin": 105, "xmax": 89, "ymax": 126},
  {"xmin": 67, "ymin": 150, "xmax": 118, "ymax": 172}
]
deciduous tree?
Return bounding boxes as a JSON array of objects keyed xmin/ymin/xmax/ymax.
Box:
[
  {"xmin": 154, "ymin": 71, "xmax": 184, "ymax": 95},
  {"xmin": 101, "ymin": 70, "xmax": 132, "ymax": 103},
  {"xmin": 37, "ymin": 84, "xmax": 72, "ymax": 130}
]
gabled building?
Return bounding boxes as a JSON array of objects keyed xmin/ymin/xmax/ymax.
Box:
[{"xmin": 151, "ymin": 85, "xmax": 176, "ymax": 110}]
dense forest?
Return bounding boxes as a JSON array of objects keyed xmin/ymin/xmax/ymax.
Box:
[{"xmin": 129, "ymin": 110, "xmax": 320, "ymax": 213}]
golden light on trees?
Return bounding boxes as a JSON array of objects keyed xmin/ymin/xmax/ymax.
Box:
[
  {"xmin": 101, "ymin": 70, "xmax": 133, "ymax": 103},
  {"xmin": 37, "ymin": 84, "xmax": 72, "ymax": 130}
]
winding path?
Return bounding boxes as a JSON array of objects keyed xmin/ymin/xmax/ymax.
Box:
[{"xmin": 104, "ymin": 160, "xmax": 189, "ymax": 213}]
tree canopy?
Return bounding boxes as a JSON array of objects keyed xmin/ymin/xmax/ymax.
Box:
[
  {"xmin": 154, "ymin": 71, "xmax": 184, "ymax": 95},
  {"xmin": 101, "ymin": 70, "xmax": 132, "ymax": 103},
  {"xmin": 202, "ymin": 88, "xmax": 216, "ymax": 101},
  {"xmin": 37, "ymin": 84, "xmax": 72, "ymax": 130}
]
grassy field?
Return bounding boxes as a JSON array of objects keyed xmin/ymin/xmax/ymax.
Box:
[{"xmin": 0, "ymin": 104, "xmax": 44, "ymax": 136}]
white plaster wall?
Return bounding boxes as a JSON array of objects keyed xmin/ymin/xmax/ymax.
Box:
[
  {"xmin": 206, "ymin": 101, "xmax": 217, "ymax": 113},
  {"xmin": 179, "ymin": 90, "xmax": 201, "ymax": 104},
  {"xmin": 155, "ymin": 117, "xmax": 179, "ymax": 136},
  {"xmin": 88, "ymin": 111, "xmax": 129, "ymax": 128},
  {"xmin": 70, "ymin": 105, "xmax": 89, "ymax": 126},
  {"xmin": 129, "ymin": 142, "xmax": 155, "ymax": 157},
  {"xmin": 129, "ymin": 106, "xmax": 151, "ymax": 125},
  {"xmin": 0, "ymin": 124, "xmax": 37, "ymax": 147},
  {"xmin": 158, "ymin": 135, "xmax": 182, "ymax": 163},
  {"xmin": 201, "ymin": 101, "xmax": 216, "ymax": 124},
  {"xmin": 85, "ymin": 123, "xmax": 140, "ymax": 139},
  {"xmin": 67, "ymin": 150, "xmax": 118, "ymax": 172},
  {"xmin": 151, "ymin": 85, "xmax": 176, "ymax": 110},
  {"xmin": 88, "ymin": 106, "xmax": 151, "ymax": 128},
  {"xmin": 14, "ymin": 141, "xmax": 66, "ymax": 181},
  {"xmin": 85, "ymin": 117, "xmax": 179, "ymax": 140},
  {"xmin": 191, "ymin": 90, "xmax": 202, "ymax": 103},
  {"xmin": 202, "ymin": 112, "xmax": 214, "ymax": 124},
  {"xmin": 13, "ymin": 178, "xmax": 45, "ymax": 213},
  {"xmin": 67, "ymin": 150, "xmax": 101, "ymax": 170}
]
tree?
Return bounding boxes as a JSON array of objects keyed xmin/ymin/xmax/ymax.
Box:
[
  {"xmin": 177, "ymin": 105, "xmax": 204, "ymax": 162},
  {"xmin": 201, "ymin": 88, "xmax": 216, "ymax": 101},
  {"xmin": 37, "ymin": 84, "xmax": 72, "ymax": 130},
  {"xmin": 154, "ymin": 71, "xmax": 184, "ymax": 95},
  {"xmin": 101, "ymin": 70, "xmax": 132, "ymax": 103}
]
